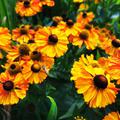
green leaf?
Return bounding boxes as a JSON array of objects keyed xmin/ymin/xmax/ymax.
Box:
[
  {"xmin": 47, "ymin": 96, "xmax": 57, "ymax": 120},
  {"xmin": 59, "ymin": 103, "xmax": 76, "ymax": 120},
  {"xmin": 95, "ymin": 49, "xmax": 101, "ymax": 60},
  {"xmin": 0, "ymin": 0, "xmax": 17, "ymax": 29}
]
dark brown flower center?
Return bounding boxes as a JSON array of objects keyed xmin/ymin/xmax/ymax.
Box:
[
  {"xmin": 8, "ymin": 63, "xmax": 21, "ymax": 75},
  {"xmin": 112, "ymin": 39, "xmax": 120, "ymax": 48},
  {"xmin": 66, "ymin": 19, "xmax": 74, "ymax": 28},
  {"xmin": 20, "ymin": 28, "xmax": 28, "ymax": 35},
  {"xmin": 85, "ymin": 24, "xmax": 92, "ymax": 30},
  {"xmin": 19, "ymin": 44, "xmax": 30, "ymax": 56},
  {"xmin": 82, "ymin": 12, "xmax": 87, "ymax": 18},
  {"xmin": 24, "ymin": 1, "xmax": 30, "ymax": 8},
  {"xmin": 31, "ymin": 51, "xmax": 42, "ymax": 61},
  {"xmin": 3, "ymin": 81, "xmax": 14, "ymax": 91},
  {"xmin": 48, "ymin": 34, "xmax": 58, "ymax": 45},
  {"xmin": 28, "ymin": 40, "xmax": 35, "ymax": 44},
  {"xmin": 94, "ymin": 75, "xmax": 108, "ymax": 89},
  {"xmin": 31, "ymin": 63, "xmax": 41, "ymax": 73},
  {"xmin": 79, "ymin": 31, "xmax": 89, "ymax": 40}
]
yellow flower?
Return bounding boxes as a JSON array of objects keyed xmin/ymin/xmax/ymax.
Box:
[
  {"xmin": 77, "ymin": 12, "xmax": 95, "ymax": 24},
  {"xmin": 71, "ymin": 26, "xmax": 99, "ymax": 50},
  {"xmin": 74, "ymin": 116, "xmax": 86, "ymax": 120},
  {"xmin": 73, "ymin": 0, "xmax": 84, "ymax": 3},
  {"xmin": 0, "ymin": 72, "xmax": 28, "ymax": 105},
  {"xmin": 15, "ymin": 0, "xmax": 42, "ymax": 17},
  {"xmin": 12, "ymin": 25, "xmax": 35, "ymax": 44},
  {"xmin": 103, "ymin": 112, "xmax": 120, "ymax": 120},
  {"xmin": 100, "ymin": 38, "xmax": 120, "ymax": 57},
  {"xmin": 78, "ymin": 3, "xmax": 89, "ymax": 11},
  {"xmin": 39, "ymin": 0, "xmax": 55, "ymax": 7},
  {"xmin": 7, "ymin": 43, "xmax": 36, "ymax": 62},
  {"xmin": 22, "ymin": 60, "xmax": 47, "ymax": 84},
  {"xmin": 101, "ymin": 56, "xmax": 120, "ymax": 85},
  {"xmin": 0, "ymin": 27, "xmax": 11, "ymax": 51},
  {"xmin": 57, "ymin": 20, "xmax": 79, "ymax": 37},
  {"xmin": 35, "ymin": 27, "xmax": 69, "ymax": 57},
  {"xmin": 71, "ymin": 55, "xmax": 118, "ymax": 108}
]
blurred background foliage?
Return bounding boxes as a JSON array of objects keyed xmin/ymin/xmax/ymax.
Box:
[{"xmin": 0, "ymin": 0, "xmax": 120, "ymax": 120}]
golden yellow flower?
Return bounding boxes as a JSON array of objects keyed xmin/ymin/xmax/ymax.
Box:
[
  {"xmin": 39, "ymin": 0, "xmax": 55, "ymax": 7},
  {"xmin": 35, "ymin": 27, "xmax": 69, "ymax": 57},
  {"xmin": 101, "ymin": 56, "xmax": 120, "ymax": 85},
  {"xmin": 100, "ymin": 38, "xmax": 120, "ymax": 57},
  {"xmin": 12, "ymin": 25, "xmax": 35, "ymax": 44},
  {"xmin": 15, "ymin": 0, "xmax": 42, "ymax": 17},
  {"xmin": 7, "ymin": 43, "xmax": 36, "ymax": 62},
  {"xmin": 22, "ymin": 60, "xmax": 47, "ymax": 84},
  {"xmin": 103, "ymin": 112, "xmax": 120, "ymax": 120},
  {"xmin": 71, "ymin": 27, "xmax": 99, "ymax": 50},
  {"xmin": 4, "ymin": 61, "xmax": 23, "ymax": 75},
  {"xmin": 0, "ymin": 27, "xmax": 11, "ymax": 51},
  {"xmin": 78, "ymin": 3, "xmax": 89, "ymax": 11},
  {"xmin": 0, "ymin": 72, "xmax": 28, "ymax": 105},
  {"xmin": 74, "ymin": 116, "xmax": 86, "ymax": 120},
  {"xmin": 71, "ymin": 55, "xmax": 118, "ymax": 108},
  {"xmin": 77, "ymin": 12, "xmax": 95, "ymax": 24},
  {"xmin": 73, "ymin": 0, "xmax": 84, "ymax": 3},
  {"xmin": 30, "ymin": 50, "xmax": 54, "ymax": 70},
  {"xmin": 57, "ymin": 20, "xmax": 79, "ymax": 37}
]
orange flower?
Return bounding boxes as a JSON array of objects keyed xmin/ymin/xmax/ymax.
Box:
[
  {"xmin": 0, "ymin": 72, "xmax": 28, "ymax": 105},
  {"xmin": 57, "ymin": 20, "xmax": 79, "ymax": 37},
  {"xmin": 35, "ymin": 27, "xmax": 69, "ymax": 57},
  {"xmin": 39, "ymin": 0, "xmax": 55, "ymax": 7},
  {"xmin": 30, "ymin": 50, "xmax": 54, "ymax": 71},
  {"xmin": 22, "ymin": 60, "xmax": 47, "ymax": 84},
  {"xmin": 12, "ymin": 25, "xmax": 35, "ymax": 44},
  {"xmin": 15, "ymin": 0, "xmax": 42, "ymax": 17},
  {"xmin": 103, "ymin": 112, "xmax": 120, "ymax": 120},
  {"xmin": 71, "ymin": 55, "xmax": 118, "ymax": 108},
  {"xmin": 0, "ymin": 27, "xmax": 11, "ymax": 51},
  {"xmin": 71, "ymin": 26, "xmax": 99, "ymax": 50},
  {"xmin": 7, "ymin": 43, "xmax": 36, "ymax": 62},
  {"xmin": 77, "ymin": 12, "xmax": 95, "ymax": 24},
  {"xmin": 100, "ymin": 38, "xmax": 120, "ymax": 57}
]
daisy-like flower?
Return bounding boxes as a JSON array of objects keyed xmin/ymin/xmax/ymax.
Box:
[
  {"xmin": 35, "ymin": 27, "xmax": 69, "ymax": 57},
  {"xmin": 100, "ymin": 56, "xmax": 120, "ymax": 85},
  {"xmin": 7, "ymin": 43, "xmax": 36, "ymax": 62},
  {"xmin": 74, "ymin": 116, "xmax": 86, "ymax": 120},
  {"xmin": 0, "ymin": 27, "xmax": 11, "ymax": 51},
  {"xmin": 57, "ymin": 19, "xmax": 79, "ymax": 37},
  {"xmin": 30, "ymin": 50, "xmax": 54, "ymax": 70},
  {"xmin": 4, "ymin": 62, "xmax": 23, "ymax": 75},
  {"xmin": 51, "ymin": 16, "xmax": 63, "ymax": 27},
  {"xmin": 76, "ymin": 12, "xmax": 95, "ymax": 24},
  {"xmin": 103, "ymin": 112, "xmax": 120, "ymax": 120},
  {"xmin": 71, "ymin": 26, "xmax": 99, "ymax": 50},
  {"xmin": 22, "ymin": 60, "xmax": 47, "ymax": 84},
  {"xmin": 15, "ymin": 0, "xmax": 42, "ymax": 17},
  {"xmin": 12, "ymin": 25, "xmax": 35, "ymax": 44},
  {"xmin": 71, "ymin": 55, "xmax": 118, "ymax": 108},
  {"xmin": 39, "ymin": 0, "xmax": 55, "ymax": 7},
  {"xmin": 0, "ymin": 72, "xmax": 28, "ymax": 105},
  {"xmin": 100, "ymin": 38, "xmax": 120, "ymax": 57}
]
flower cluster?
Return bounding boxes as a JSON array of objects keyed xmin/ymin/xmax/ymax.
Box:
[
  {"xmin": 0, "ymin": 0, "xmax": 120, "ymax": 119},
  {"xmin": 15, "ymin": 0, "xmax": 55, "ymax": 16}
]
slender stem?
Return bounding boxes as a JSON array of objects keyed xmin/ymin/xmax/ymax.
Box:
[{"xmin": 2, "ymin": 105, "xmax": 11, "ymax": 120}]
